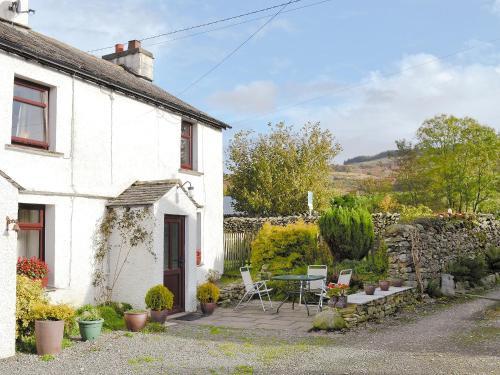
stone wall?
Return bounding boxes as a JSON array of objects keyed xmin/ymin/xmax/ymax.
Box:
[
  {"xmin": 224, "ymin": 213, "xmax": 400, "ymax": 235},
  {"xmin": 384, "ymin": 214, "xmax": 500, "ymax": 287}
]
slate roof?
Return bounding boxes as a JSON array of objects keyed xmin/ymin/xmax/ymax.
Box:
[
  {"xmin": 107, "ymin": 180, "xmax": 202, "ymax": 208},
  {"xmin": 0, "ymin": 169, "xmax": 24, "ymax": 190},
  {"xmin": 0, "ymin": 18, "xmax": 230, "ymax": 130}
]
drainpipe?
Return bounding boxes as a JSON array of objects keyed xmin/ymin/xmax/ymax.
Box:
[{"xmin": 68, "ymin": 74, "xmax": 76, "ymax": 288}]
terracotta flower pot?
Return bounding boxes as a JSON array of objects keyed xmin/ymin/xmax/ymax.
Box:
[
  {"xmin": 390, "ymin": 279, "xmax": 403, "ymax": 287},
  {"xmin": 200, "ymin": 302, "xmax": 216, "ymax": 315},
  {"xmin": 124, "ymin": 311, "xmax": 148, "ymax": 332},
  {"xmin": 364, "ymin": 284, "xmax": 376, "ymax": 295},
  {"xmin": 150, "ymin": 309, "xmax": 168, "ymax": 324},
  {"xmin": 35, "ymin": 320, "xmax": 64, "ymax": 355},
  {"xmin": 379, "ymin": 280, "xmax": 390, "ymax": 291}
]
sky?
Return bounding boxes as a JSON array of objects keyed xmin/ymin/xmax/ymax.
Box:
[{"xmin": 30, "ymin": 0, "xmax": 500, "ymax": 162}]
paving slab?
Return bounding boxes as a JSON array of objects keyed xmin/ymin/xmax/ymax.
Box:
[{"xmin": 347, "ymin": 286, "xmax": 415, "ymax": 304}]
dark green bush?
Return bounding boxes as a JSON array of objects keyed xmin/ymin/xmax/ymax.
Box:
[
  {"xmin": 250, "ymin": 221, "xmax": 332, "ymax": 274},
  {"xmin": 318, "ymin": 206, "xmax": 375, "ymax": 261},
  {"xmin": 447, "ymin": 256, "xmax": 487, "ymax": 286},
  {"xmin": 99, "ymin": 301, "xmax": 132, "ymax": 317},
  {"xmin": 485, "ymin": 246, "xmax": 500, "ymax": 272},
  {"xmin": 426, "ymin": 279, "xmax": 443, "ymax": 298},
  {"xmin": 97, "ymin": 306, "xmax": 125, "ymax": 331}
]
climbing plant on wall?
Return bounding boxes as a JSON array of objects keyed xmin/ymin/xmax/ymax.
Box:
[{"xmin": 92, "ymin": 206, "xmax": 155, "ymax": 303}]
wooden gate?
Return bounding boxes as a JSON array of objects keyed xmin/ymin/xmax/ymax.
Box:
[{"xmin": 223, "ymin": 232, "xmax": 255, "ymax": 272}]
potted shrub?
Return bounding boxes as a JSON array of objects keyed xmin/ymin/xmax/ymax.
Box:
[
  {"xmin": 17, "ymin": 257, "xmax": 49, "ymax": 288},
  {"xmin": 77, "ymin": 306, "xmax": 104, "ymax": 341},
  {"xmin": 327, "ymin": 283, "xmax": 349, "ymax": 308},
  {"xmin": 32, "ymin": 303, "xmax": 75, "ymax": 355},
  {"xmin": 196, "ymin": 282, "xmax": 220, "ymax": 315},
  {"xmin": 123, "ymin": 309, "xmax": 148, "ymax": 332},
  {"xmin": 145, "ymin": 284, "xmax": 174, "ymax": 324}
]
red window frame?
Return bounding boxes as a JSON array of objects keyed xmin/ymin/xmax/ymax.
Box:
[
  {"xmin": 18, "ymin": 204, "xmax": 45, "ymax": 261},
  {"xmin": 12, "ymin": 78, "xmax": 50, "ymax": 150},
  {"xmin": 181, "ymin": 121, "xmax": 193, "ymax": 170}
]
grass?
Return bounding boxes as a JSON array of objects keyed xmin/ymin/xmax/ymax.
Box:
[
  {"xmin": 127, "ymin": 356, "xmax": 157, "ymax": 366},
  {"xmin": 123, "ymin": 332, "xmax": 134, "ymax": 338},
  {"xmin": 141, "ymin": 322, "xmax": 167, "ymax": 333},
  {"xmin": 40, "ymin": 354, "xmax": 55, "ymax": 362},
  {"xmin": 233, "ymin": 365, "xmax": 254, "ymax": 374}
]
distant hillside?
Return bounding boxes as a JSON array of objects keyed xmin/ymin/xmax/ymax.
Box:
[{"xmin": 344, "ymin": 150, "xmax": 398, "ymax": 165}]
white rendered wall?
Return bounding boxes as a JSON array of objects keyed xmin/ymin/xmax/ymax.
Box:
[
  {"xmin": 0, "ymin": 50, "xmax": 224, "ymax": 311},
  {"xmin": 0, "ymin": 176, "xmax": 18, "ymax": 358}
]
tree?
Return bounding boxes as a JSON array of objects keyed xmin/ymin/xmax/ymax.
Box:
[
  {"xmin": 394, "ymin": 115, "xmax": 499, "ymax": 212},
  {"xmin": 226, "ymin": 122, "xmax": 341, "ymax": 216}
]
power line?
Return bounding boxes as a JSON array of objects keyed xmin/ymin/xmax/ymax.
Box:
[
  {"xmin": 229, "ymin": 36, "xmax": 500, "ymax": 126},
  {"xmin": 145, "ymin": 0, "xmax": 334, "ymax": 49},
  {"xmin": 178, "ymin": 1, "xmax": 293, "ymax": 95},
  {"xmin": 87, "ymin": 0, "xmax": 304, "ymax": 53}
]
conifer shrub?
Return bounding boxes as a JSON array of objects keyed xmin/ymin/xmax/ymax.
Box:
[
  {"xmin": 447, "ymin": 256, "xmax": 488, "ymax": 286},
  {"xmin": 318, "ymin": 206, "xmax": 375, "ymax": 261},
  {"xmin": 250, "ymin": 221, "xmax": 332, "ymax": 273},
  {"xmin": 145, "ymin": 284, "xmax": 174, "ymax": 311},
  {"xmin": 485, "ymin": 246, "xmax": 500, "ymax": 272}
]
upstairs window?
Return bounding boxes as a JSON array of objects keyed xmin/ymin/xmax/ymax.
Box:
[
  {"xmin": 180, "ymin": 121, "xmax": 193, "ymax": 170},
  {"xmin": 12, "ymin": 78, "xmax": 49, "ymax": 149}
]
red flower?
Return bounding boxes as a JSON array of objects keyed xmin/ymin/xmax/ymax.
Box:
[{"xmin": 16, "ymin": 257, "xmax": 49, "ymax": 279}]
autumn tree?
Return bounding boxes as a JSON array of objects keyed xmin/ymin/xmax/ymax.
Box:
[{"xmin": 226, "ymin": 122, "xmax": 341, "ymax": 216}]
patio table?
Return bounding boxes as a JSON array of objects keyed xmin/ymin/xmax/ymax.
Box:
[{"xmin": 271, "ymin": 274, "xmax": 325, "ymax": 316}]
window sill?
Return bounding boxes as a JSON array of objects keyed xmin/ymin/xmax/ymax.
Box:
[
  {"xmin": 178, "ymin": 168, "xmax": 204, "ymax": 176},
  {"xmin": 5, "ymin": 144, "xmax": 64, "ymax": 158}
]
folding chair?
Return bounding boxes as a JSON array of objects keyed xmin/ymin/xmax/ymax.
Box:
[
  {"xmin": 304, "ymin": 265, "xmax": 328, "ymax": 310},
  {"xmin": 234, "ymin": 266, "xmax": 273, "ymax": 312},
  {"xmin": 316, "ymin": 269, "xmax": 353, "ymax": 311}
]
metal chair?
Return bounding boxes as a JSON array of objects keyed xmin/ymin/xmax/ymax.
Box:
[
  {"xmin": 316, "ymin": 268, "xmax": 353, "ymax": 311},
  {"xmin": 234, "ymin": 266, "xmax": 273, "ymax": 312},
  {"xmin": 302, "ymin": 265, "xmax": 328, "ymax": 307}
]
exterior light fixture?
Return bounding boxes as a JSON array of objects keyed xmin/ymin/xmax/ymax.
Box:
[
  {"xmin": 180, "ymin": 181, "xmax": 194, "ymax": 198},
  {"xmin": 6, "ymin": 216, "xmax": 20, "ymax": 232}
]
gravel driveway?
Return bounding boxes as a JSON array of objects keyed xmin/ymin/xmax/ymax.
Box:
[{"xmin": 1, "ymin": 288, "xmax": 499, "ymax": 374}]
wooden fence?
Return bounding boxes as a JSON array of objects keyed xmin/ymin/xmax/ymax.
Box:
[{"xmin": 223, "ymin": 232, "xmax": 256, "ymax": 272}]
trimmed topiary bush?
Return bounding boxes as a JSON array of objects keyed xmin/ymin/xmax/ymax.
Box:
[
  {"xmin": 196, "ymin": 282, "xmax": 220, "ymax": 303},
  {"xmin": 318, "ymin": 206, "xmax": 375, "ymax": 261},
  {"xmin": 145, "ymin": 284, "xmax": 174, "ymax": 311},
  {"xmin": 251, "ymin": 220, "xmax": 332, "ymax": 273}
]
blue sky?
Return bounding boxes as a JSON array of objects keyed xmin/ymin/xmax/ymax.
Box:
[{"xmin": 31, "ymin": 0, "xmax": 500, "ymax": 161}]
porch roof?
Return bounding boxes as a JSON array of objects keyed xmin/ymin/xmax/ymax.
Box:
[
  {"xmin": 107, "ymin": 179, "xmax": 202, "ymax": 208},
  {"xmin": 0, "ymin": 169, "xmax": 24, "ymax": 190}
]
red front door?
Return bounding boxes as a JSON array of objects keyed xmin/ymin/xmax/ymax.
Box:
[{"xmin": 163, "ymin": 215, "xmax": 185, "ymax": 313}]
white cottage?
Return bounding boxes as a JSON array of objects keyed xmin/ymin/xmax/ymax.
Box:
[{"xmin": 0, "ymin": 1, "xmax": 229, "ymax": 358}]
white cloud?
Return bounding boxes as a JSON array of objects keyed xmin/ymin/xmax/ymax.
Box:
[
  {"xmin": 490, "ymin": 0, "xmax": 500, "ymax": 15},
  {"xmin": 281, "ymin": 54, "xmax": 500, "ymax": 161},
  {"xmin": 208, "ymin": 81, "xmax": 278, "ymax": 114}
]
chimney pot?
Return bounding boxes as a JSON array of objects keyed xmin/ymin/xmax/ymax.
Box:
[
  {"xmin": 128, "ymin": 40, "xmax": 141, "ymax": 50},
  {"xmin": 115, "ymin": 43, "xmax": 125, "ymax": 53}
]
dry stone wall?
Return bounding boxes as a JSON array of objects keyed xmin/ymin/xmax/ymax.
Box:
[{"xmin": 384, "ymin": 214, "xmax": 500, "ymax": 287}]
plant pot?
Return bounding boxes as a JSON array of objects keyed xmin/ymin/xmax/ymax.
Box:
[
  {"xmin": 35, "ymin": 320, "xmax": 64, "ymax": 355},
  {"xmin": 336, "ymin": 295, "xmax": 348, "ymax": 308},
  {"xmin": 124, "ymin": 311, "xmax": 148, "ymax": 332},
  {"xmin": 200, "ymin": 302, "xmax": 216, "ymax": 315},
  {"xmin": 379, "ymin": 280, "xmax": 390, "ymax": 291},
  {"xmin": 364, "ymin": 284, "xmax": 376, "ymax": 295},
  {"xmin": 327, "ymin": 295, "xmax": 339, "ymax": 307},
  {"xmin": 78, "ymin": 319, "xmax": 104, "ymax": 341},
  {"xmin": 390, "ymin": 279, "xmax": 403, "ymax": 287},
  {"xmin": 150, "ymin": 309, "xmax": 168, "ymax": 324}
]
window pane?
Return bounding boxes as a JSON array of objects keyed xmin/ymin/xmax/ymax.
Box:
[
  {"xmin": 180, "ymin": 138, "xmax": 191, "ymax": 166},
  {"xmin": 14, "ymin": 84, "xmax": 45, "ymax": 103},
  {"xmin": 12, "ymin": 101, "xmax": 47, "ymax": 142},
  {"xmin": 19, "ymin": 208, "xmax": 42, "ymax": 224},
  {"xmin": 181, "ymin": 122, "xmax": 191, "ymax": 136},
  {"xmin": 17, "ymin": 230, "xmax": 41, "ymax": 259},
  {"xmin": 163, "ymin": 224, "xmax": 169, "ymax": 271},
  {"xmin": 171, "ymin": 223, "xmax": 179, "ymax": 269}
]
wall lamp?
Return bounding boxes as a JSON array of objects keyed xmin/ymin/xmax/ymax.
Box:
[
  {"xmin": 9, "ymin": 1, "xmax": 36, "ymax": 14},
  {"xmin": 179, "ymin": 181, "xmax": 194, "ymax": 198},
  {"xmin": 6, "ymin": 216, "xmax": 20, "ymax": 232}
]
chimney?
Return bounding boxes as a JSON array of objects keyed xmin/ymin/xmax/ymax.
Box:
[
  {"xmin": 1, "ymin": 0, "xmax": 35, "ymax": 27},
  {"xmin": 102, "ymin": 40, "xmax": 154, "ymax": 81}
]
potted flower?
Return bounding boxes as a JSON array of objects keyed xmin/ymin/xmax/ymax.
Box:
[
  {"xmin": 196, "ymin": 282, "xmax": 220, "ymax": 315},
  {"xmin": 77, "ymin": 306, "xmax": 104, "ymax": 341},
  {"xmin": 123, "ymin": 309, "xmax": 148, "ymax": 332},
  {"xmin": 145, "ymin": 284, "xmax": 174, "ymax": 324},
  {"xmin": 327, "ymin": 283, "xmax": 349, "ymax": 308},
  {"xmin": 32, "ymin": 303, "xmax": 75, "ymax": 355},
  {"xmin": 17, "ymin": 257, "xmax": 49, "ymax": 288}
]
